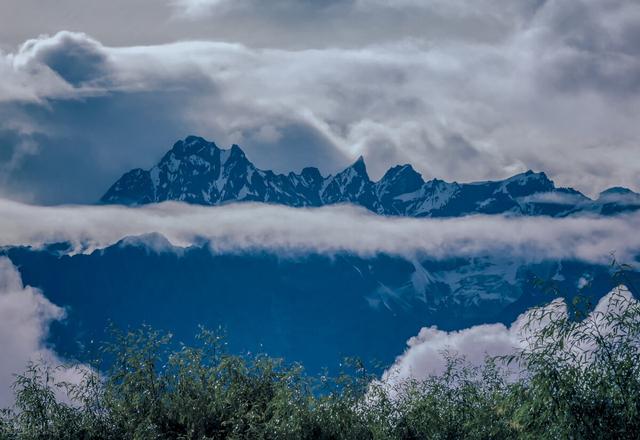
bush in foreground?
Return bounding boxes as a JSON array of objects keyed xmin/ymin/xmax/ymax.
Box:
[{"xmin": 2, "ymin": 285, "xmax": 640, "ymax": 439}]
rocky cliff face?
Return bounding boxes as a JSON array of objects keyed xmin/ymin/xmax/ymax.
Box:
[{"xmin": 102, "ymin": 136, "xmax": 640, "ymax": 217}]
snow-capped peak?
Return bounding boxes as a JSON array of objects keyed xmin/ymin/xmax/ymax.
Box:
[{"xmin": 100, "ymin": 136, "xmax": 639, "ymax": 218}]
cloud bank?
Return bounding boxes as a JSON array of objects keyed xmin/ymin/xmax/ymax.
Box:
[
  {"xmin": 0, "ymin": 257, "xmax": 83, "ymax": 407},
  {"xmin": 0, "ymin": 198, "xmax": 639, "ymax": 263},
  {"xmin": 381, "ymin": 285, "xmax": 636, "ymax": 388},
  {"xmin": 1, "ymin": 0, "xmax": 639, "ymax": 203}
]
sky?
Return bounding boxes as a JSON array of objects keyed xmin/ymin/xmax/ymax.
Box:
[{"xmin": 0, "ymin": 0, "xmax": 639, "ymax": 203}]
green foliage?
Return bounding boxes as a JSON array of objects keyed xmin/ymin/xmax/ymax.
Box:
[
  {"xmin": 2, "ymin": 284, "xmax": 640, "ymax": 439},
  {"xmin": 388, "ymin": 357, "xmax": 517, "ymax": 440},
  {"xmin": 505, "ymin": 285, "xmax": 640, "ymax": 440}
]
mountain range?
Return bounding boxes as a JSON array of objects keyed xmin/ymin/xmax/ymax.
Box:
[
  {"xmin": 5, "ymin": 135, "xmax": 639, "ymax": 375},
  {"xmin": 101, "ymin": 136, "xmax": 640, "ymax": 217}
]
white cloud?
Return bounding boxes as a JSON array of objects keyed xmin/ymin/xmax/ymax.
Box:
[
  {"xmin": 172, "ymin": 0, "xmax": 233, "ymax": 17},
  {"xmin": 171, "ymin": 0, "xmax": 539, "ymax": 44},
  {"xmin": 381, "ymin": 284, "xmax": 636, "ymax": 389},
  {"xmin": 518, "ymin": 191, "xmax": 589, "ymax": 205},
  {"xmin": 0, "ymin": 31, "xmax": 113, "ymax": 103},
  {"xmin": 0, "ymin": 198, "xmax": 638, "ymax": 264},
  {"xmin": 0, "ymin": 257, "xmax": 85, "ymax": 408}
]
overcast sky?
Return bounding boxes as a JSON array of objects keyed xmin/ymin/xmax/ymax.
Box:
[{"xmin": 1, "ymin": 0, "xmax": 639, "ymax": 203}]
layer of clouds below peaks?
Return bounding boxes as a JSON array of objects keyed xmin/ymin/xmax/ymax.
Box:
[
  {"xmin": 0, "ymin": 199, "xmax": 639, "ymax": 264},
  {"xmin": 0, "ymin": 257, "xmax": 85, "ymax": 408},
  {"xmin": 0, "ymin": 0, "xmax": 639, "ymax": 203},
  {"xmin": 381, "ymin": 285, "xmax": 636, "ymax": 389}
]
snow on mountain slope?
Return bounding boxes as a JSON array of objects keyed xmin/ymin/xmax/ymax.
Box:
[{"xmin": 101, "ymin": 136, "xmax": 640, "ymax": 217}]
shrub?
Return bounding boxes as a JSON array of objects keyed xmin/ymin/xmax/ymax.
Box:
[{"xmin": 2, "ymin": 284, "xmax": 640, "ymax": 439}]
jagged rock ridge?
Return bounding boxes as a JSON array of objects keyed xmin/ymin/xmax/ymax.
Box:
[{"xmin": 101, "ymin": 136, "xmax": 640, "ymax": 217}]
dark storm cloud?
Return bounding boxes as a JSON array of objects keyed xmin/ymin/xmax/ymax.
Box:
[
  {"xmin": 21, "ymin": 32, "xmax": 109, "ymax": 87},
  {"xmin": 0, "ymin": 0, "xmax": 639, "ymax": 203},
  {"xmin": 0, "ymin": 92, "xmax": 201, "ymax": 203}
]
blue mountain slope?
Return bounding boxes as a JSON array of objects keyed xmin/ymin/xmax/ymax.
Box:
[
  {"xmin": 4, "ymin": 241, "xmax": 637, "ymax": 374},
  {"xmin": 101, "ymin": 136, "xmax": 640, "ymax": 217}
]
